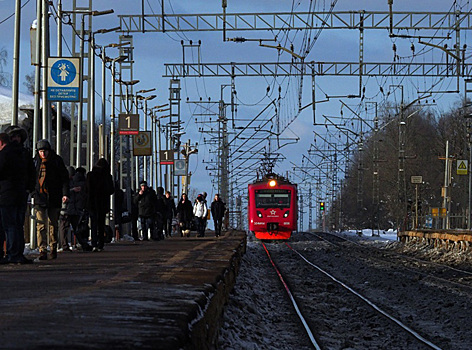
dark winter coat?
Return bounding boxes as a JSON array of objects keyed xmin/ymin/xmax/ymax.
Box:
[
  {"xmin": 68, "ymin": 171, "xmax": 87, "ymax": 216},
  {"xmin": 134, "ymin": 187, "xmax": 157, "ymax": 218},
  {"xmin": 0, "ymin": 143, "xmax": 35, "ymax": 206},
  {"xmin": 164, "ymin": 196, "xmax": 176, "ymax": 219},
  {"xmin": 176, "ymin": 198, "xmax": 193, "ymax": 224},
  {"xmin": 86, "ymin": 163, "xmax": 114, "ymax": 214},
  {"xmin": 33, "ymin": 150, "xmax": 69, "ymax": 208},
  {"xmin": 211, "ymin": 199, "xmax": 226, "ymax": 220},
  {"xmin": 114, "ymin": 184, "xmax": 125, "ymax": 222}
]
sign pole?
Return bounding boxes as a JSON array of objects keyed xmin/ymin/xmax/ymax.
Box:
[{"xmin": 415, "ymin": 184, "xmax": 418, "ymax": 229}]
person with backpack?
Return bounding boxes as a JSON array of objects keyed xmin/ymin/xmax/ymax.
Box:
[{"xmin": 193, "ymin": 194, "xmax": 208, "ymax": 237}]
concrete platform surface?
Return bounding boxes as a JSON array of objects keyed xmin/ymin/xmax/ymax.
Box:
[{"xmin": 0, "ymin": 231, "xmax": 247, "ymax": 350}]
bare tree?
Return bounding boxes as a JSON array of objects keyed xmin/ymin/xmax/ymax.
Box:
[{"xmin": 0, "ymin": 47, "xmax": 12, "ymax": 87}]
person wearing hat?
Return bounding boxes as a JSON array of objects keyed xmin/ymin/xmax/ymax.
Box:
[
  {"xmin": 210, "ymin": 194, "xmax": 226, "ymax": 237},
  {"xmin": 0, "ymin": 131, "xmax": 35, "ymax": 264},
  {"xmin": 133, "ymin": 180, "xmax": 157, "ymax": 241},
  {"xmin": 32, "ymin": 139, "xmax": 70, "ymax": 260}
]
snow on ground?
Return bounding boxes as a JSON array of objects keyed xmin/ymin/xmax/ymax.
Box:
[
  {"xmin": 0, "ymin": 85, "xmax": 33, "ymax": 124},
  {"xmin": 218, "ymin": 228, "xmax": 472, "ymax": 349}
]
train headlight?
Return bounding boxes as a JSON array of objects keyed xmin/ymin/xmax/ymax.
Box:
[
  {"xmin": 283, "ymin": 210, "xmax": 290, "ymax": 218},
  {"xmin": 257, "ymin": 210, "xmax": 263, "ymax": 218},
  {"xmin": 268, "ymin": 180, "xmax": 277, "ymax": 187}
]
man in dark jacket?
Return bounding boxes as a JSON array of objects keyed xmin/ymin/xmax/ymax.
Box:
[
  {"xmin": 33, "ymin": 139, "xmax": 69, "ymax": 260},
  {"xmin": 0, "ymin": 130, "xmax": 35, "ymax": 264},
  {"xmin": 210, "ymin": 194, "xmax": 226, "ymax": 237},
  {"xmin": 86, "ymin": 158, "xmax": 114, "ymax": 251},
  {"xmin": 134, "ymin": 181, "xmax": 157, "ymax": 241}
]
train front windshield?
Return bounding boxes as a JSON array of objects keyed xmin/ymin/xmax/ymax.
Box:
[{"xmin": 255, "ymin": 189, "xmax": 291, "ymax": 208}]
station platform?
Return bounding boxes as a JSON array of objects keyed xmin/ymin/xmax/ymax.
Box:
[
  {"xmin": 0, "ymin": 230, "xmax": 247, "ymax": 350},
  {"xmin": 398, "ymin": 229, "xmax": 472, "ymax": 250}
]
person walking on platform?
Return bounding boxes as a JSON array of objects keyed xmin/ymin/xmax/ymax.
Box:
[
  {"xmin": 86, "ymin": 158, "xmax": 114, "ymax": 252},
  {"xmin": 0, "ymin": 131, "xmax": 35, "ymax": 264},
  {"xmin": 176, "ymin": 193, "xmax": 193, "ymax": 237},
  {"xmin": 68, "ymin": 167, "xmax": 92, "ymax": 251},
  {"xmin": 193, "ymin": 194, "xmax": 208, "ymax": 237},
  {"xmin": 33, "ymin": 139, "xmax": 69, "ymax": 261},
  {"xmin": 201, "ymin": 191, "xmax": 210, "ymax": 230},
  {"xmin": 134, "ymin": 181, "xmax": 157, "ymax": 241},
  {"xmin": 164, "ymin": 191, "xmax": 176, "ymax": 237},
  {"xmin": 211, "ymin": 194, "xmax": 226, "ymax": 237}
]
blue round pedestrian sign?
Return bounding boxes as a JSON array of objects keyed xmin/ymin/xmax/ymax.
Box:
[{"xmin": 51, "ymin": 59, "xmax": 77, "ymax": 85}]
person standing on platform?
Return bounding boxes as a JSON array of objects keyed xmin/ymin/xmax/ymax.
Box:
[
  {"xmin": 86, "ymin": 158, "xmax": 114, "ymax": 252},
  {"xmin": 201, "ymin": 191, "xmax": 209, "ymax": 230},
  {"xmin": 176, "ymin": 193, "xmax": 193, "ymax": 237},
  {"xmin": 114, "ymin": 181, "xmax": 125, "ymax": 239},
  {"xmin": 211, "ymin": 194, "xmax": 226, "ymax": 237},
  {"xmin": 32, "ymin": 139, "xmax": 69, "ymax": 261},
  {"xmin": 58, "ymin": 166, "xmax": 75, "ymax": 251},
  {"xmin": 68, "ymin": 167, "xmax": 92, "ymax": 251},
  {"xmin": 0, "ymin": 131, "xmax": 35, "ymax": 264},
  {"xmin": 193, "ymin": 194, "xmax": 208, "ymax": 237},
  {"xmin": 164, "ymin": 191, "xmax": 176, "ymax": 237},
  {"xmin": 134, "ymin": 181, "xmax": 157, "ymax": 241}
]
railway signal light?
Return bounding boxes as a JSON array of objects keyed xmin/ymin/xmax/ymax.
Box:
[{"xmin": 320, "ymin": 202, "xmax": 325, "ymax": 211}]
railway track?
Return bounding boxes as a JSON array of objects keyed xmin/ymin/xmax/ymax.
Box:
[
  {"xmin": 307, "ymin": 231, "xmax": 472, "ymax": 293},
  {"xmin": 262, "ymin": 241, "xmax": 442, "ymax": 350}
]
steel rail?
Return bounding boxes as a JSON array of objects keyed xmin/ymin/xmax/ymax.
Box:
[
  {"xmin": 286, "ymin": 242, "xmax": 442, "ymax": 350},
  {"xmin": 261, "ymin": 242, "xmax": 321, "ymax": 350}
]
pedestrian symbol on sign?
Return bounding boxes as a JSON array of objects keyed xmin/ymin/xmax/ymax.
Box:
[{"xmin": 51, "ymin": 59, "xmax": 76, "ymax": 85}]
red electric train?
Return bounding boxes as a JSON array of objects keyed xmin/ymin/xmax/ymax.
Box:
[{"xmin": 248, "ymin": 173, "xmax": 298, "ymax": 240}]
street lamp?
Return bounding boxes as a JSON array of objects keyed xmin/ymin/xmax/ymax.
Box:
[
  {"xmin": 137, "ymin": 93, "xmax": 156, "ymax": 183},
  {"xmin": 115, "ymin": 78, "xmax": 140, "ymax": 225},
  {"xmin": 152, "ymin": 106, "xmax": 170, "ymax": 188},
  {"xmin": 60, "ymin": 8, "xmax": 114, "ymax": 168},
  {"xmin": 108, "ymin": 56, "xmax": 130, "ymax": 236},
  {"xmin": 89, "ymin": 26, "xmax": 122, "ymax": 167},
  {"xmin": 181, "ymin": 140, "xmax": 198, "ymax": 194},
  {"xmin": 99, "ymin": 42, "xmax": 130, "ymax": 159}
]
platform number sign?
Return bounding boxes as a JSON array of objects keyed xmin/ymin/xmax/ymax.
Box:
[
  {"xmin": 118, "ymin": 114, "xmax": 139, "ymax": 135},
  {"xmin": 160, "ymin": 150, "xmax": 174, "ymax": 165}
]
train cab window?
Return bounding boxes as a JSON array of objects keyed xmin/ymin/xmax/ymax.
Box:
[{"xmin": 255, "ymin": 189, "xmax": 291, "ymax": 208}]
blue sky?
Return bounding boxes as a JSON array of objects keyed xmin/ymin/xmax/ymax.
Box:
[{"xmin": 0, "ymin": 1, "xmax": 469, "ymax": 226}]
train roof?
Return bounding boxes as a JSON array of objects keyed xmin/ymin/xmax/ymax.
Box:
[{"xmin": 251, "ymin": 172, "xmax": 295, "ymax": 186}]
